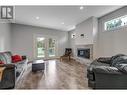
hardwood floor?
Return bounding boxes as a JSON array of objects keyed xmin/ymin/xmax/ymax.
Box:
[{"xmin": 16, "ymin": 59, "xmax": 90, "ymax": 89}]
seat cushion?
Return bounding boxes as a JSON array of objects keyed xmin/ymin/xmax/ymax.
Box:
[
  {"xmin": 93, "ymin": 66, "xmax": 122, "ymax": 74},
  {"xmin": 14, "ymin": 60, "xmax": 27, "ymax": 78},
  {"xmin": 115, "ymin": 64, "xmax": 127, "ymax": 74}
]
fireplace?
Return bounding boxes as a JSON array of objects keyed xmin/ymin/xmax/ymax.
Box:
[{"xmin": 77, "ymin": 48, "xmax": 90, "ymax": 59}]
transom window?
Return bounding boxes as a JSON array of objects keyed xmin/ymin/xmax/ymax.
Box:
[{"xmin": 104, "ymin": 15, "xmax": 127, "ymax": 31}]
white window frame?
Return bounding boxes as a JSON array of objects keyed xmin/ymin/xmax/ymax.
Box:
[{"xmin": 104, "ymin": 15, "xmax": 127, "ymax": 31}]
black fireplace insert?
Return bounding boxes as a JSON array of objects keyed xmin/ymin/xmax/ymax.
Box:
[{"xmin": 77, "ymin": 48, "xmax": 90, "ymax": 59}]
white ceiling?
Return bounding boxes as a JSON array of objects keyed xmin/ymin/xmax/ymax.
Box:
[{"xmin": 14, "ymin": 6, "xmax": 123, "ymax": 31}]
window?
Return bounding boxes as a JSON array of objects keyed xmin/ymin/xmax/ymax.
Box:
[{"xmin": 104, "ymin": 15, "xmax": 127, "ymax": 31}]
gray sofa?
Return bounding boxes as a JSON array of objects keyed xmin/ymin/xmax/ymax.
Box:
[
  {"xmin": 87, "ymin": 54, "xmax": 127, "ymax": 89},
  {"xmin": 0, "ymin": 51, "xmax": 28, "ymax": 89}
]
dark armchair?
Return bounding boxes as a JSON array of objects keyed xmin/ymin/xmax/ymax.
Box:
[{"xmin": 60, "ymin": 48, "xmax": 72, "ymax": 61}]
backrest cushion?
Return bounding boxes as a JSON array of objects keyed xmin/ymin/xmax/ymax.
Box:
[
  {"xmin": 0, "ymin": 53, "xmax": 7, "ymax": 64},
  {"xmin": 0, "ymin": 51, "xmax": 12, "ymax": 64},
  {"xmin": 111, "ymin": 55, "xmax": 127, "ymax": 73},
  {"xmin": 110, "ymin": 54, "xmax": 125, "ymax": 66},
  {"xmin": 112, "ymin": 55, "xmax": 127, "ymax": 67},
  {"xmin": 4, "ymin": 51, "xmax": 12, "ymax": 57},
  {"xmin": 3, "ymin": 51, "xmax": 12, "ymax": 64}
]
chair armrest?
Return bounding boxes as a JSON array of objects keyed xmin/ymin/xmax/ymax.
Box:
[
  {"xmin": 97, "ymin": 57, "xmax": 111, "ymax": 64},
  {"xmin": 93, "ymin": 66, "xmax": 122, "ymax": 75}
]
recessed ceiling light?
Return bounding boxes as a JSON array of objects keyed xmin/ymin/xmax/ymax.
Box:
[
  {"xmin": 36, "ymin": 16, "xmax": 40, "ymax": 20},
  {"xmin": 61, "ymin": 22, "xmax": 64, "ymax": 25},
  {"xmin": 80, "ymin": 6, "xmax": 84, "ymax": 10}
]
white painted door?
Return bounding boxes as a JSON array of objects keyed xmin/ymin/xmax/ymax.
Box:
[{"xmin": 34, "ymin": 35, "xmax": 57, "ymax": 59}]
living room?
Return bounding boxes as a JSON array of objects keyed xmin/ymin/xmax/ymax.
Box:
[{"xmin": 0, "ymin": 5, "xmax": 127, "ymax": 89}]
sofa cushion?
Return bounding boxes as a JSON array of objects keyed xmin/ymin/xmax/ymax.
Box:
[
  {"xmin": 112, "ymin": 56, "xmax": 127, "ymax": 73},
  {"xmin": 111, "ymin": 55, "xmax": 127, "ymax": 67},
  {"xmin": 115, "ymin": 64, "xmax": 127, "ymax": 74},
  {"xmin": 15, "ymin": 60, "xmax": 27, "ymax": 78},
  {"xmin": 93, "ymin": 66, "xmax": 122, "ymax": 75},
  {"xmin": 87, "ymin": 59, "xmax": 110, "ymax": 72},
  {"xmin": 97, "ymin": 57, "xmax": 111, "ymax": 64},
  {"xmin": 3, "ymin": 52, "xmax": 12, "ymax": 64},
  {"xmin": 110, "ymin": 54, "xmax": 125, "ymax": 66},
  {"xmin": 0, "ymin": 53, "xmax": 8, "ymax": 64}
]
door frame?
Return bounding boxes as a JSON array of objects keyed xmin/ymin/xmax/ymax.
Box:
[{"xmin": 33, "ymin": 34, "xmax": 58, "ymax": 60}]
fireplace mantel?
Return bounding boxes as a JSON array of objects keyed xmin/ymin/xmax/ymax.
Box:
[{"xmin": 70, "ymin": 44, "xmax": 93, "ymax": 65}]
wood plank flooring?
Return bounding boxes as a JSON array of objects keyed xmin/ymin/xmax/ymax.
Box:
[{"xmin": 16, "ymin": 59, "xmax": 90, "ymax": 89}]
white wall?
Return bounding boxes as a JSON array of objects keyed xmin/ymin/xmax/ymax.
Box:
[
  {"xmin": 68, "ymin": 17, "xmax": 98, "ymax": 59},
  {"xmin": 75, "ymin": 17, "xmax": 94, "ymax": 45},
  {"xmin": 92, "ymin": 17, "xmax": 99, "ymax": 59},
  {"xmin": 11, "ymin": 24, "xmax": 69, "ymax": 60},
  {"xmin": 68, "ymin": 30, "xmax": 76, "ymax": 57},
  {"xmin": 0, "ymin": 23, "xmax": 11, "ymax": 52},
  {"xmin": 98, "ymin": 6, "xmax": 127, "ymax": 57}
]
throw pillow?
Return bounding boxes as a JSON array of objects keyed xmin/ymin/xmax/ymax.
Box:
[{"xmin": 11, "ymin": 55, "xmax": 22, "ymax": 63}]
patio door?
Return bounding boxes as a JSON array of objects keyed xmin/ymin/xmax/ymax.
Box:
[{"xmin": 34, "ymin": 35, "xmax": 57, "ymax": 59}]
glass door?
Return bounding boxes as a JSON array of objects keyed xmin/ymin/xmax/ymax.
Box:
[
  {"xmin": 48, "ymin": 38, "xmax": 56, "ymax": 57},
  {"xmin": 35, "ymin": 36, "xmax": 57, "ymax": 59},
  {"xmin": 36, "ymin": 37, "xmax": 46, "ymax": 58}
]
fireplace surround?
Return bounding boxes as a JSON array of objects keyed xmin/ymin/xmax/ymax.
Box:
[{"xmin": 75, "ymin": 44, "xmax": 93, "ymax": 60}]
